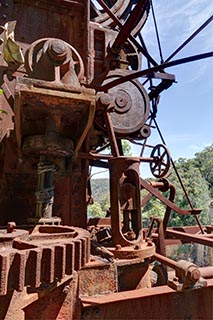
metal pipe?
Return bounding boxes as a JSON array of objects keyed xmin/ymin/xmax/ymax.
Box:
[
  {"xmin": 166, "ymin": 229, "xmax": 213, "ymax": 247},
  {"xmin": 105, "ymin": 111, "xmax": 120, "ymax": 157},
  {"xmin": 199, "ymin": 266, "xmax": 213, "ymax": 279}
]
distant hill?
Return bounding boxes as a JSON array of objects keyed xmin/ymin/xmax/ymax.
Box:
[{"xmin": 91, "ymin": 178, "xmax": 109, "ymax": 202}]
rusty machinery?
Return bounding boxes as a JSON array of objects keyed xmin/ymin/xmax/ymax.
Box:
[{"xmin": 0, "ymin": 1, "xmax": 212, "ymax": 319}]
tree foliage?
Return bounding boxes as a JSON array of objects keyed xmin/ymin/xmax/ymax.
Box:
[
  {"xmin": 193, "ymin": 144, "xmax": 213, "ymax": 197},
  {"xmin": 121, "ymin": 139, "xmax": 132, "ymax": 156},
  {"xmin": 89, "ymin": 179, "xmax": 110, "ymax": 217},
  {"xmin": 91, "ymin": 178, "xmax": 109, "ymax": 203},
  {"xmin": 167, "ymin": 158, "xmax": 211, "ymax": 226},
  {"xmin": 142, "ymin": 196, "xmax": 165, "ymax": 220},
  {"xmin": 88, "ymin": 201, "xmax": 106, "ymax": 218}
]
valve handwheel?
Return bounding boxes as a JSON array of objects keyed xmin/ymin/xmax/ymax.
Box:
[{"xmin": 150, "ymin": 144, "xmax": 171, "ymax": 178}]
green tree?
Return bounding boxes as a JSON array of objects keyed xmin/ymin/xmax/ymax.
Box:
[
  {"xmin": 91, "ymin": 178, "xmax": 109, "ymax": 202},
  {"xmin": 168, "ymin": 158, "xmax": 211, "ymax": 226},
  {"xmin": 193, "ymin": 144, "xmax": 213, "ymax": 197},
  {"xmin": 121, "ymin": 139, "xmax": 132, "ymax": 156},
  {"xmin": 99, "ymin": 192, "xmax": 110, "ymax": 212},
  {"xmin": 88, "ymin": 201, "xmax": 106, "ymax": 218},
  {"xmin": 142, "ymin": 196, "xmax": 165, "ymax": 221}
]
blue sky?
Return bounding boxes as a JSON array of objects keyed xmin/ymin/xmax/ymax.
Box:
[
  {"xmin": 139, "ymin": 0, "xmax": 213, "ymax": 160},
  {"xmin": 91, "ymin": 0, "xmax": 213, "ymax": 179}
]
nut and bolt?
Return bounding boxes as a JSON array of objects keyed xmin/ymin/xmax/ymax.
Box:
[
  {"xmin": 47, "ymin": 40, "xmax": 67, "ymax": 62},
  {"xmin": 7, "ymin": 222, "xmax": 16, "ymax": 233},
  {"xmin": 115, "ymin": 244, "xmax": 121, "ymax": 250}
]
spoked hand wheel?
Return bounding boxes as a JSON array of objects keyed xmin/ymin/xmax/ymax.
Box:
[{"xmin": 150, "ymin": 144, "xmax": 171, "ymax": 178}]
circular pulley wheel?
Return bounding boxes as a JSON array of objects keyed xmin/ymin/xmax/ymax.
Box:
[
  {"xmin": 25, "ymin": 38, "xmax": 85, "ymax": 81},
  {"xmin": 96, "ymin": 71, "xmax": 150, "ymax": 135},
  {"xmin": 90, "ymin": 0, "xmax": 150, "ymax": 36},
  {"xmin": 150, "ymin": 144, "xmax": 171, "ymax": 178}
]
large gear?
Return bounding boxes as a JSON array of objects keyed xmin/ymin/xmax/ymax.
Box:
[{"xmin": 0, "ymin": 225, "xmax": 90, "ymax": 295}]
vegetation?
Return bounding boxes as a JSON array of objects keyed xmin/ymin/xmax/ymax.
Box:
[
  {"xmin": 88, "ymin": 144, "xmax": 213, "ymax": 227},
  {"xmin": 0, "ymin": 88, "xmax": 7, "ymax": 120},
  {"xmin": 193, "ymin": 145, "xmax": 213, "ymax": 197},
  {"xmin": 89, "ymin": 180, "xmax": 110, "ymax": 217},
  {"xmin": 166, "ymin": 158, "xmax": 210, "ymax": 226}
]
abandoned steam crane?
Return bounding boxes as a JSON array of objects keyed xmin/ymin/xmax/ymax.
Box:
[{"xmin": 0, "ymin": 0, "xmax": 212, "ymax": 319}]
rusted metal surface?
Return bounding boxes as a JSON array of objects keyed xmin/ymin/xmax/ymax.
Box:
[
  {"xmin": 166, "ymin": 229, "xmax": 213, "ymax": 247},
  {"xmin": 109, "ymin": 157, "xmax": 143, "ymax": 247},
  {"xmin": 0, "ymin": 0, "xmax": 212, "ymax": 319},
  {"xmin": 81, "ymin": 280, "xmax": 213, "ymax": 320},
  {"xmin": 0, "ymin": 224, "xmax": 90, "ymax": 295},
  {"xmin": 152, "ymin": 253, "xmax": 208, "ymax": 290}
]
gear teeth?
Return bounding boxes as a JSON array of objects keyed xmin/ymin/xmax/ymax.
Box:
[
  {"xmin": 41, "ymin": 247, "xmax": 55, "ymax": 283},
  {"xmin": 54, "ymin": 245, "xmax": 66, "ymax": 280},
  {"xmin": 25, "ymin": 249, "xmax": 42, "ymax": 288},
  {"xmin": 74, "ymin": 240, "xmax": 82, "ymax": 271},
  {"xmin": 0, "ymin": 254, "xmax": 9, "ymax": 295},
  {"xmin": 0, "ymin": 226, "xmax": 90, "ymax": 295},
  {"xmin": 81, "ymin": 237, "xmax": 87, "ymax": 266},
  {"xmin": 8, "ymin": 252, "xmax": 26, "ymax": 292}
]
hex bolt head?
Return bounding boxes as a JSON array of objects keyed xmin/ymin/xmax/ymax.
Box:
[{"xmin": 47, "ymin": 40, "xmax": 67, "ymax": 62}]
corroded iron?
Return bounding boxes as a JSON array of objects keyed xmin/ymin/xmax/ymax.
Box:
[{"xmin": 0, "ymin": 1, "xmax": 212, "ymax": 319}]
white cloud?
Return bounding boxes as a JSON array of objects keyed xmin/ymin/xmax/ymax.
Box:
[{"xmin": 142, "ymin": 0, "xmax": 212, "ymax": 60}]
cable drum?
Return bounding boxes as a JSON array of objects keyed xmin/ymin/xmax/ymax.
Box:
[{"xmin": 90, "ymin": 0, "xmax": 150, "ymax": 36}]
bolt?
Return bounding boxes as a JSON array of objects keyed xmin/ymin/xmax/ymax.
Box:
[
  {"xmin": 47, "ymin": 40, "xmax": 67, "ymax": 62},
  {"xmin": 134, "ymin": 245, "xmax": 140, "ymax": 250},
  {"xmin": 187, "ymin": 266, "xmax": 200, "ymax": 282},
  {"xmin": 115, "ymin": 244, "xmax": 121, "ymax": 250},
  {"xmin": 147, "ymin": 240, "xmax": 153, "ymax": 247},
  {"xmin": 7, "ymin": 222, "xmax": 16, "ymax": 233},
  {"xmin": 126, "ymin": 230, "xmax": 136, "ymax": 240},
  {"xmin": 63, "ymin": 285, "xmax": 70, "ymax": 294}
]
